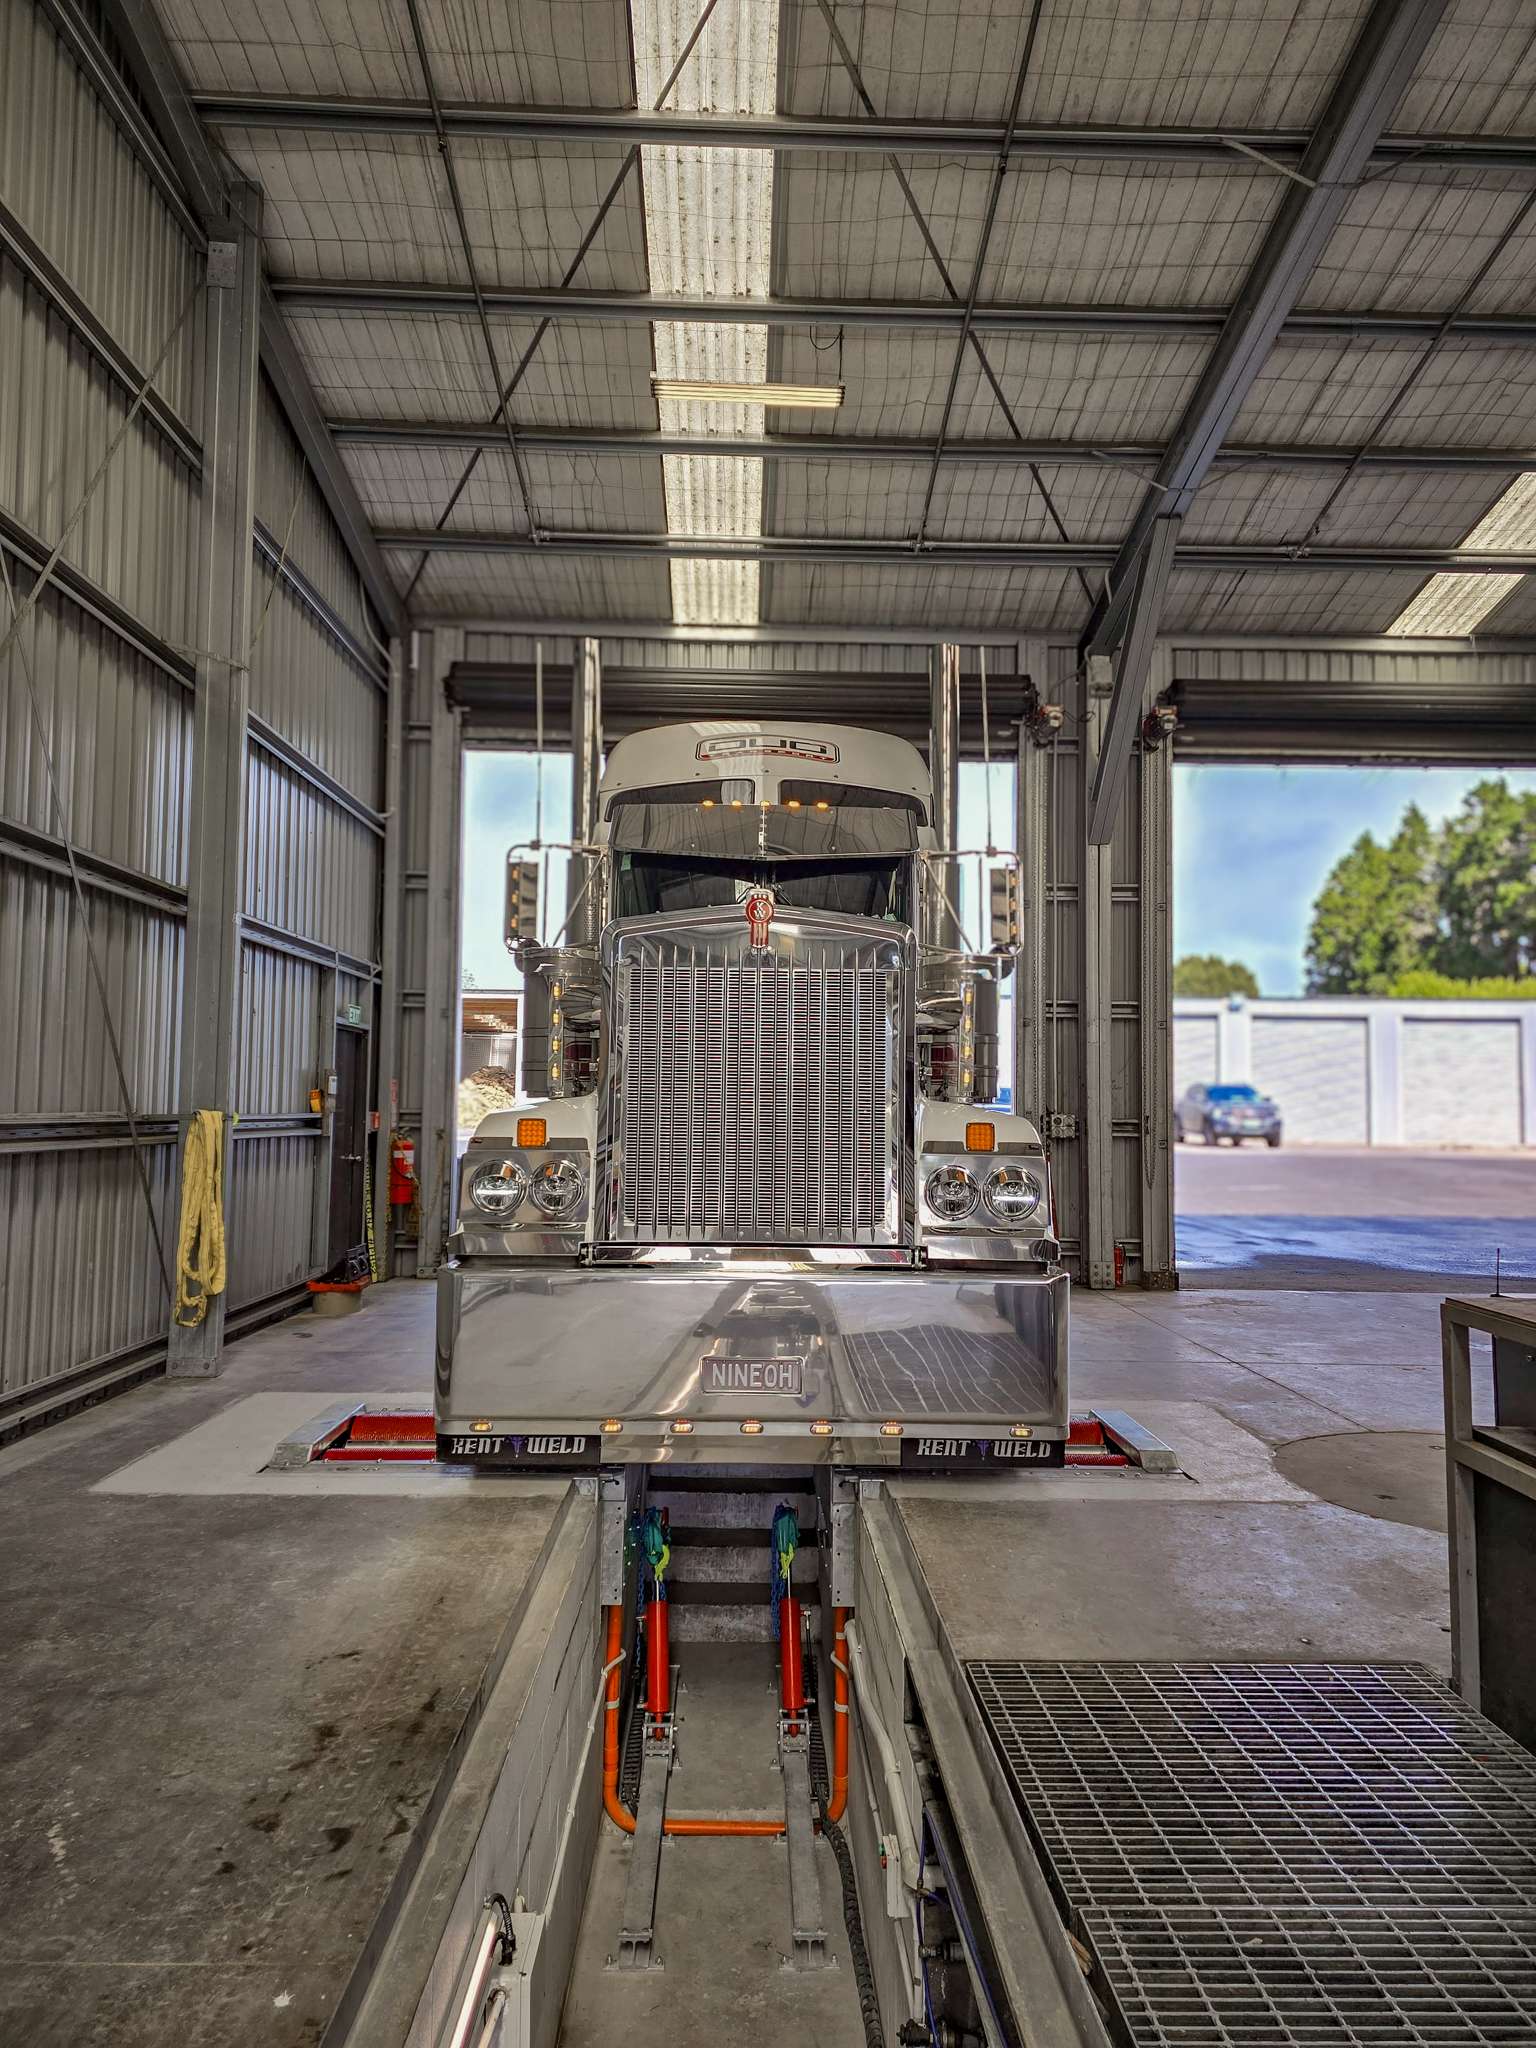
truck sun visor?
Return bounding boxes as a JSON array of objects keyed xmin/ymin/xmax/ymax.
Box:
[{"xmin": 608, "ymin": 800, "xmax": 921, "ymax": 858}]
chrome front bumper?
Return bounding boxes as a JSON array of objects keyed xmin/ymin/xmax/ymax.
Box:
[{"xmin": 435, "ymin": 1258, "xmax": 1068, "ymax": 1468}]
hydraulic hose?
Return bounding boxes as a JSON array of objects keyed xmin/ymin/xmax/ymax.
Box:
[
  {"xmin": 828, "ymin": 1606, "xmax": 850, "ymax": 1823},
  {"xmin": 601, "ymin": 1605, "xmax": 786, "ymax": 1838}
]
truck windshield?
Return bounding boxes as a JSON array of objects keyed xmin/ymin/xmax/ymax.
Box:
[{"xmin": 615, "ymin": 852, "xmax": 910, "ymax": 924}]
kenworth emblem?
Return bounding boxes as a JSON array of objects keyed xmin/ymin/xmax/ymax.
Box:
[{"xmin": 744, "ymin": 888, "xmax": 775, "ymax": 949}]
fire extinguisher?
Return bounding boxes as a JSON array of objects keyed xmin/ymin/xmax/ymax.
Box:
[{"xmin": 388, "ymin": 1131, "xmax": 417, "ymax": 1207}]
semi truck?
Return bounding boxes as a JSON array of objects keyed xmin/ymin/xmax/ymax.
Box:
[{"xmin": 435, "ymin": 683, "xmax": 1067, "ymax": 1472}]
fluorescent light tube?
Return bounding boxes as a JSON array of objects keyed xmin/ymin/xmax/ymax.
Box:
[{"xmin": 652, "ymin": 378, "xmax": 844, "ymax": 410}]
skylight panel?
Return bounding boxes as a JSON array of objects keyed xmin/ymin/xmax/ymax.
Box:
[
  {"xmin": 631, "ymin": 0, "xmax": 778, "ymax": 626},
  {"xmin": 1388, "ymin": 471, "xmax": 1536, "ymax": 637}
]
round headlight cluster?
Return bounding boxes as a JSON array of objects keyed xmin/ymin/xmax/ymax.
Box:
[
  {"xmin": 469, "ymin": 1159, "xmax": 529, "ymax": 1217},
  {"xmin": 924, "ymin": 1160, "xmax": 1044, "ymax": 1230},
  {"xmin": 983, "ymin": 1165, "xmax": 1042, "ymax": 1225},
  {"xmin": 531, "ymin": 1157, "xmax": 587, "ymax": 1218},
  {"xmin": 925, "ymin": 1164, "xmax": 979, "ymax": 1220},
  {"xmin": 468, "ymin": 1155, "xmax": 588, "ymax": 1224}
]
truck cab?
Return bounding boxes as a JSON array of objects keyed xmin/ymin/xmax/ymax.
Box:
[{"xmin": 437, "ymin": 718, "xmax": 1067, "ymax": 1471}]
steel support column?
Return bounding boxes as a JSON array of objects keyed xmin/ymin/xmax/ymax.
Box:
[
  {"xmin": 418, "ymin": 629, "xmax": 465, "ymax": 1276},
  {"xmin": 1138, "ymin": 666, "xmax": 1176, "ymax": 1287},
  {"xmin": 1013, "ymin": 640, "xmax": 1051, "ymax": 1133},
  {"xmin": 1080, "ymin": 656, "xmax": 1117, "ymax": 1290},
  {"xmin": 1086, "ymin": 515, "xmax": 1181, "ymax": 845},
  {"xmin": 1083, "ymin": 0, "xmax": 1449, "ymax": 656},
  {"xmin": 372, "ymin": 633, "xmax": 410, "ymax": 1278},
  {"xmin": 168, "ymin": 197, "xmax": 262, "ymax": 1375}
]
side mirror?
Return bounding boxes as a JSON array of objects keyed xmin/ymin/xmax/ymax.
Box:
[
  {"xmin": 505, "ymin": 854, "xmax": 539, "ymax": 949},
  {"xmin": 989, "ymin": 865, "xmax": 1019, "ymax": 951}
]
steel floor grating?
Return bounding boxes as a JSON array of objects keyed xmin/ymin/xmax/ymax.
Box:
[{"xmin": 967, "ymin": 1661, "xmax": 1536, "ymax": 2048}]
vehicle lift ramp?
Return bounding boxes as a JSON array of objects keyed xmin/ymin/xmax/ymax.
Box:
[{"xmin": 852, "ymin": 1491, "xmax": 1536, "ymax": 2048}]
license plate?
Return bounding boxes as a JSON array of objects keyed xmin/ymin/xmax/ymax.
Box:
[
  {"xmin": 700, "ymin": 1355, "xmax": 803, "ymax": 1395},
  {"xmin": 900, "ymin": 1435, "xmax": 1065, "ymax": 1470}
]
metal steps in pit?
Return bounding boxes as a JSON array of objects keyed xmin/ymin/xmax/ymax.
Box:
[{"xmin": 642, "ymin": 1468, "xmax": 820, "ymax": 1641}]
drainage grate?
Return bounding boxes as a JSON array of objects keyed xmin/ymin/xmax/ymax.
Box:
[{"xmin": 967, "ymin": 1662, "xmax": 1536, "ymax": 2048}]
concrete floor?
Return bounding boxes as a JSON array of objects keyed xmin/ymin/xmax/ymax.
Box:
[
  {"xmin": 1177, "ymin": 1144, "xmax": 1536, "ymax": 1288},
  {"xmin": 0, "ymin": 1267, "xmax": 1495, "ymax": 2044},
  {"xmin": 894, "ymin": 1284, "xmax": 1467, "ymax": 1668},
  {"xmin": 0, "ymin": 1286, "xmax": 567, "ymax": 2048}
]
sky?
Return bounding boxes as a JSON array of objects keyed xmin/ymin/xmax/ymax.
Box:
[
  {"xmin": 463, "ymin": 752, "xmax": 1536, "ymax": 1003},
  {"xmin": 1174, "ymin": 764, "xmax": 1536, "ymax": 996}
]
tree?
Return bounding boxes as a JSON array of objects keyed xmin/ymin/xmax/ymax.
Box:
[
  {"xmin": 1433, "ymin": 780, "xmax": 1536, "ymax": 981},
  {"xmin": 1305, "ymin": 803, "xmax": 1438, "ymax": 994},
  {"xmin": 1174, "ymin": 953, "xmax": 1260, "ymax": 998},
  {"xmin": 1389, "ymin": 969, "xmax": 1536, "ymax": 1000}
]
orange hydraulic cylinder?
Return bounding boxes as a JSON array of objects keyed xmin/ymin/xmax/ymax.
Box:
[
  {"xmin": 779, "ymin": 1595, "xmax": 806, "ymax": 1715},
  {"xmin": 601, "ymin": 1604, "xmax": 785, "ymax": 1838},
  {"xmin": 827, "ymin": 1605, "xmax": 850, "ymax": 1823},
  {"xmin": 645, "ymin": 1593, "xmax": 670, "ymax": 1718}
]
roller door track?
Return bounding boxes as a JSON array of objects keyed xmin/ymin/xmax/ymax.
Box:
[
  {"xmin": 1251, "ymin": 1017, "xmax": 1368, "ymax": 1144},
  {"xmin": 1402, "ymin": 1021, "xmax": 1522, "ymax": 1149},
  {"xmin": 968, "ymin": 1660, "xmax": 1536, "ymax": 2048}
]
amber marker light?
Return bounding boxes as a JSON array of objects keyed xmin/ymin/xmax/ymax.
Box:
[
  {"xmin": 670, "ymin": 1419, "xmax": 694, "ymax": 1435},
  {"xmin": 739, "ymin": 1419, "xmax": 765, "ymax": 1436},
  {"xmin": 964, "ymin": 1122, "xmax": 996, "ymax": 1153},
  {"xmin": 880, "ymin": 1421, "xmax": 904, "ymax": 1437},
  {"xmin": 809, "ymin": 1420, "xmax": 834, "ymax": 1437},
  {"xmin": 516, "ymin": 1116, "xmax": 548, "ymax": 1148},
  {"xmin": 600, "ymin": 1418, "xmax": 624, "ymax": 1434},
  {"xmin": 1010, "ymin": 1424, "xmax": 1034, "ymax": 1438}
]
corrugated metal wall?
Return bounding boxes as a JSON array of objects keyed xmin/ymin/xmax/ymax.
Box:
[
  {"xmin": 0, "ymin": 0, "xmax": 201, "ymax": 1422},
  {"xmin": 1, "ymin": 0, "xmax": 391, "ymax": 1421},
  {"xmin": 229, "ymin": 380, "xmax": 389, "ymax": 1309}
]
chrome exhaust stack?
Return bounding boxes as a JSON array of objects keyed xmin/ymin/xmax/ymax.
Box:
[{"xmin": 568, "ymin": 636, "xmax": 604, "ymax": 947}]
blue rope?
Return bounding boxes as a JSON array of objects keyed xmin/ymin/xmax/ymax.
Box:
[
  {"xmin": 770, "ymin": 1503, "xmax": 798, "ymax": 1639},
  {"xmin": 639, "ymin": 1506, "xmax": 669, "ymax": 1602}
]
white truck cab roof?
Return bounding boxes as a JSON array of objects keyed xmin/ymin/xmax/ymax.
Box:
[{"xmin": 599, "ymin": 720, "xmax": 932, "ymax": 815}]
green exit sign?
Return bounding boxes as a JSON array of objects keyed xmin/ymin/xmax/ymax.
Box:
[{"xmin": 345, "ymin": 1003, "xmax": 362, "ymax": 1025}]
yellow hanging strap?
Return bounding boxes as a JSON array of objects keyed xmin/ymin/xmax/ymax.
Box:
[{"xmin": 174, "ymin": 1110, "xmax": 228, "ymax": 1326}]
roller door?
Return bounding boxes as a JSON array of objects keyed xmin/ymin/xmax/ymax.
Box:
[
  {"xmin": 1251, "ymin": 1017, "xmax": 1369, "ymax": 1144},
  {"xmin": 1173, "ymin": 1014, "xmax": 1219, "ymax": 1098},
  {"xmin": 1402, "ymin": 1020, "xmax": 1522, "ymax": 1147}
]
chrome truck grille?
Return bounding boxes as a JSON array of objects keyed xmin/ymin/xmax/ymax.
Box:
[{"xmin": 599, "ymin": 909, "xmax": 911, "ymax": 1245}]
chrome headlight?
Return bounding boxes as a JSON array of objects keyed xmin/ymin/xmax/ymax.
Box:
[
  {"xmin": 468, "ymin": 1158, "xmax": 529, "ymax": 1218},
  {"xmin": 984, "ymin": 1165, "xmax": 1042, "ymax": 1226},
  {"xmin": 530, "ymin": 1157, "xmax": 587, "ymax": 1218},
  {"xmin": 925, "ymin": 1164, "xmax": 979, "ymax": 1221}
]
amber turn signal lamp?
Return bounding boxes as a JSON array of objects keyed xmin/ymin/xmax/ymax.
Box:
[
  {"xmin": 964, "ymin": 1122, "xmax": 996, "ymax": 1152},
  {"xmin": 516, "ymin": 1116, "xmax": 548, "ymax": 1148}
]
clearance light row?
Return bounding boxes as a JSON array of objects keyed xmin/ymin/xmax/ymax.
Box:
[
  {"xmin": 698, "ymin": 797, "xmax": 833, "ymax": 809},
  {"xmin": 594, "ymin": 1418, "xmax": 1039, "ymax": 1438}
]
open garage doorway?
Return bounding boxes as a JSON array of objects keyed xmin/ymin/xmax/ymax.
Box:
[{"xmin": 1172, "ymin": 762, "xmax": 1536, "ymax": 1291}]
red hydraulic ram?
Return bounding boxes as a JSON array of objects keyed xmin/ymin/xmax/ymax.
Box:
[
  {"xmin": 779, "ymin": 1595, "xmax": 806, "ymax": 1718},
  {"xmin": 644, "ymin": 1589, "xmax": 670, "ymax": 1720}
]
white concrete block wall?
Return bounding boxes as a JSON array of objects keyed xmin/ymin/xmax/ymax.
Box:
[{"xmin": 1174, "ymin": 998, "xmax": 1536, "ymax": 1147}]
